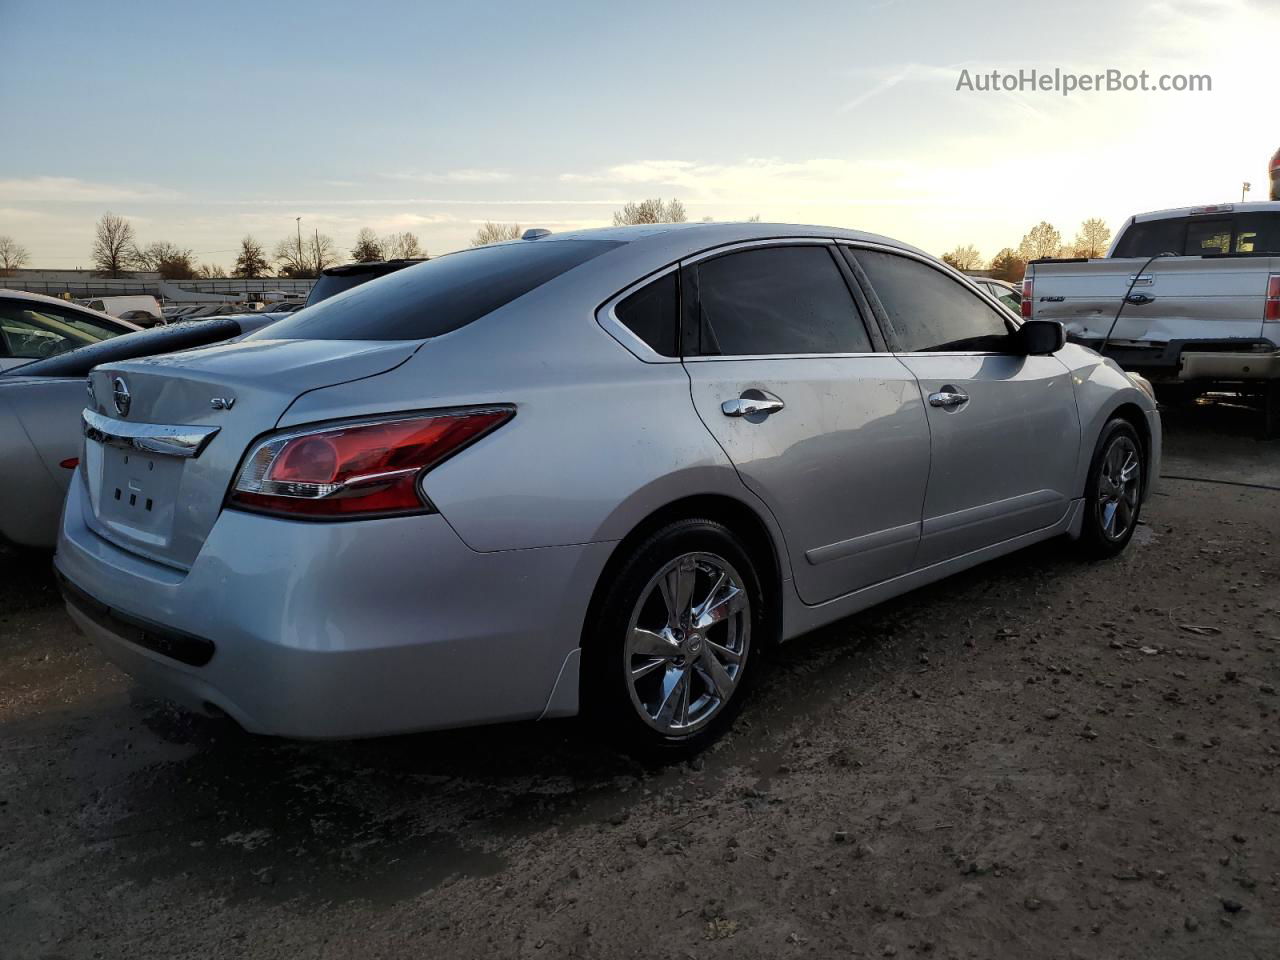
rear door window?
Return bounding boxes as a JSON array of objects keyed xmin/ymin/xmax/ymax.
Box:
[
  {"xmin": 260, "ymin": 239, "xmax": 622, "ymax": 341},
  {"xmin": 852, "ymin": 249, "xmax": 1014, "ymax": 353},
  {"xmin": 690, "ymin": 245, "xmax": 872, "ymax": 356}
]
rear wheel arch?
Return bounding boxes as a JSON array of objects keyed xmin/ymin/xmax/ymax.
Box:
[{"xmin": 579, "ymin": 494, "xmax": 784, "ymax": 656}]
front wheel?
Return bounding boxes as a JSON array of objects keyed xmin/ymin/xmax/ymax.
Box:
[
  {"xmin": 1077, "ymin": 419, "xmax": 1144, "ymax": 560},
  {"xmin": 582, "ymin": 519, "xmax": 767, "ymax": 758}
]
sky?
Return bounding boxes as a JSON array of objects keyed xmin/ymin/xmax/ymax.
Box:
[{"xmin": 0, "ymin": 0, "xmax": 1276, "ymax": 270}]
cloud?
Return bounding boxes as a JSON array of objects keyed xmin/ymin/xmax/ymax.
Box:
[
  {"xmin": 382, "ymin": 169, "xmax": 514, "ymax": 184},
  {"xmin": 0, "ymin": 176, "xmax": 182, "ymax": 203}
]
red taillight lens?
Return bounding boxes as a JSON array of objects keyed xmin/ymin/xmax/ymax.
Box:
[
  {"xmin": 1021, "ymin": 277, "xmax": 1033, "ymax": 318},
  {"xmin": 229, "ymin": 407, "xmax": 513, "ymax": 518},
  {"xmin": 59, "ymin": 457, "xmax": 79, "ymax": 469},
  {"xmin": 1266, "ymin": 274, "xmax": 1280, "ymax": 323}
]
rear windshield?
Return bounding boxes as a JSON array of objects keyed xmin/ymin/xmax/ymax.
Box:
[
  {"xmin": 1112, "ymin": 213, "xmax": 1280, "ymax": 258},
  {"xmin": 263, "ymin": 240, "xmax": 622, "ymax": 341}
]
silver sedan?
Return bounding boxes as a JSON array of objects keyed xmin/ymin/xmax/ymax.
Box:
[{"xmin": 55, "ymin": 223, "xmax": 1160, "ymax": 754}]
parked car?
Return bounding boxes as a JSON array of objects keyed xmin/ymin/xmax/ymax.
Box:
[
  {"xmin": 1, "ymin": 290, "xmax": 140, "ymax": 372},
  {"xmin": 304, "ymin": 258, "xmax": 427, "ymax": 307},
  {"xmin": 0, "ymin": 315, "xmax": 277, "ymax": 549},
  {"xmin": 1023, "ymin": 201, "xmax": 1280, "ymax": 434},
  {"xmin": 83, "ymin": 296, "xmax": 164, "ymax": 325},
  {"xmin": 55, "ymin": 223, "xmax": 1159, "ymax": 754},
  {"xmin": 972, "ymin": 277, "xmax": 1021, "ymax": 311}
]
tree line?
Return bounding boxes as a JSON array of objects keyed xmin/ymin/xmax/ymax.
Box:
[{"xmin": 942, "ymin": 218, "xmax": 1112, "ymax": 281}]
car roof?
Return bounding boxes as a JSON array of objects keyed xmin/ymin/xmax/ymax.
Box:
[
  {"xmin": 466, "ymin": 222, "xmax": 932, "ymax": 272},
  {"xmin": 0, "ymin": 288, "xmax": 142, "ymax": 329}
]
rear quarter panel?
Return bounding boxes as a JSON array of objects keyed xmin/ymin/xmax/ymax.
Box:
[
  {"xmin": 276, "ymin": 274, "xmax": 776, "ymax": 558},
  {"xmin": 0, "ymin": 378, "xmax": 86, "ymax": 547}
]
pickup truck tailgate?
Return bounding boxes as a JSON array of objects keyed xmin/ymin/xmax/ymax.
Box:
[{"xmin": 1030, "ymin": 255, "xmax": 1279, "ymax": 345}]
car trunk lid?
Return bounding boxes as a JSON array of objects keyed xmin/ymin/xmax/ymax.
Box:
[{"xmin": 81, "ymin": 338, "xmax": 419, "ymax": 569}]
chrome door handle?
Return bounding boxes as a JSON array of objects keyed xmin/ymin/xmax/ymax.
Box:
[
  {"xmin": 721, "ymin": 392, "xmax": 785, "ymax": 417},
  {"xmin": 928, "ymin": 390, "xmax": 969, "ymax": 409}
]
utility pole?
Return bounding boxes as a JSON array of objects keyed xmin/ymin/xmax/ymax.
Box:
[
  {"xmin": 295, "ymin": 217, "xmax": 302, "ymax": 277},
  {"xmin": 315, "ymin": 228, "xmax": 321, "ymax": 276}
]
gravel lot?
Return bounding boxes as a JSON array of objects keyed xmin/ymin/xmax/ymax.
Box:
[{"xmin": 3, "ymin": 403, "xmax": 1278, "ymax": 960}]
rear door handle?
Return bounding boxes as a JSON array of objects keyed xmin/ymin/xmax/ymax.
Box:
[
  {"xmin": 722, "ymin": 391, "xmax": 785, "ymax": 417},
  {"xmin": 1124, "ymin": 293, "xmax": 1155, "ymax": 306},
  {"xmin": 928, "ymin": 389, "xmax": 969, "ymax": 409}
]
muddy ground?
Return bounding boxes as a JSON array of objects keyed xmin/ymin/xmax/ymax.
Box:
[{"xmin": 2, "ymin": 402, "xmax": 1278, "ymax": 960}]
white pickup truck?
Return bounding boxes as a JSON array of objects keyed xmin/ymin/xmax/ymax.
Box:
[{"xmin": 1023, "ymin": 201, "xmax": 1280, "ymax": 435}]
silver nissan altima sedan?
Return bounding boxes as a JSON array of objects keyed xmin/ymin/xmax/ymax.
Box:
[{"xmin": 55, "ymin": 223, "xmax": 1160, "ymax": 754}]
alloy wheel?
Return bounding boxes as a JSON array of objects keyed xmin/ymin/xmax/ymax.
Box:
[
  {"xmin": 623, "ymin": 552, "xmax": 751, "ymax": 736},
  {"xmin": 1096, "ymin": 434, "xmax": 1141, "ymax": 541}
]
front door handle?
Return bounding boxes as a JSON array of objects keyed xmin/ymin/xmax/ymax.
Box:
[
  {"xmin": 722, "ymin": 391, "xmax": 785, "ymax": 418},
  {"xmin": 1124, "ymin": 293, "xmax": 1155, "ymax": 306},
  {"xmin": 928, "ymin": 389, "xmax": 969, "ymax": 409}
]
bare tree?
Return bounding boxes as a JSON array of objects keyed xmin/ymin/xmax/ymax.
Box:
[
  {"xmin": 1017, "ymin": 222, "xmax": 1063, "ymax": 261},
  {"xmin": 612, "ymin": 198, "xmax": 687, "ymax": 226},
  {"xmin": 131, "ymin": 241, "xmax": 198, "ymax": 280},
  {"xmin": 1072, "ymin": 217, "xmax": 1111, "ymax": 258},
  {"xmin": 383, "ymin": 231, "xmax": 424, "ymax": 259},
  {"xmin": 274, "ymin": 237, "xmax": 309, "ymax": 277},
  {"xmin": 941, "ymin": 244, "xmax": 983, "ymax": 271},
  {"xmin": 274, "ymin": 233, "xmax": 335, "ymax": 277},
  {"xmin": 989, "ymin": 247, "xmax": 1027, "ymax": 283},
  {"xmin": 351, "ymin": 227, "xmax": 384, "ymax": 262},
  {"xmin": 0, "ymin": 235, "xmax": 30, "ymax": 275},
  {"xmin": 196, "ymin": 263, "xmax": 225, "ymax": 279},
  {"xmin": 92, "ymin": 212, "xmax": 136, "ymax": 277},
  {"xmin": 233, "ymin": 236, "xmax": 270, "ymax": 279},
  {"xmin": 470, "ymin": 222, "xmax": 522, "ymax": 247},
  {"xmin": 309, "ymin": 233, "xmax": 339, "ymax": 274}
]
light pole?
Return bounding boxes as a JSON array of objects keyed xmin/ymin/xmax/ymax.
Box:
[
  {"xmin": 1242, "ymin": 182, "xmax": 1251, "ymax": 202},
  {"xmin": 295, "ymin": 217, "xmax": 302, "ymax": 276}
]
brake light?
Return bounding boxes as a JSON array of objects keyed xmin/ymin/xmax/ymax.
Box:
[
  {"xmin": 229, "ymin": 407, "xmax": 513, "ymax": 518},
  {"xmin": 1021, "ymin": 276, "xmax": 1033, "ymax": 318},
  {"xmin": 1266, "ymin": 274, "xmax": 1280, "ymax": 323},
  {"xmin": 59, "ymin": 457, "xmax": 79, "ymax": 469}
]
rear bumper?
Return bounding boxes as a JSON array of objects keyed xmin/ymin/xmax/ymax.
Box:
[
  {"xmin": 54, "ymin": 476, "xmax": 612, "ymax": 738},
  {"xmin": 1070, "ymin": 336, "xmax": 1280, "ymax": 382}
]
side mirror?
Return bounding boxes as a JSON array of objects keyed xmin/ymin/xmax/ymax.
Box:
[{"xmin": 1018, "ymin": 319, "xmax": 1066, "ymax": 355}]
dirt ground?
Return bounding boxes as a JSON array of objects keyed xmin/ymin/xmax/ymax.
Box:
[{"xmin": 2, "ymin": 401, "xmax": 1278, "ymax": 960}]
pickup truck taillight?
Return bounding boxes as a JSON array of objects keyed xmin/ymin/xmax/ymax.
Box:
[
  {"xmin": 228, "ymin": 407, "xmax": 514, "ymax": 518},
  {"xmin": 1266, "ymin": 274, "xmax": 1280, "ymax": 323},
  {"xmin": 1020, "ymin": 277, "xmax": 1033, "ymax": 319}
]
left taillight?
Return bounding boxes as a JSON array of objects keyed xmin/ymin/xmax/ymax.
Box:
[
  {"xmin": 1266, "ymin": 274, "xmax": 1280, "ymax": 323},
  {"xmin": 228, "ymin": 407, "xmax": 514, "ymax": 519}
]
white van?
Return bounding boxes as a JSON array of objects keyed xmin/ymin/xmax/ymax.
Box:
[{"xmin": 83, "ymin": 295, "xmax": 164, "ymax": 326}]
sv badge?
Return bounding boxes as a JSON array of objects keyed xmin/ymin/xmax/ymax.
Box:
[{"xmin": 210, "ymin": 397, "xmax": 236, "ymax": 411}]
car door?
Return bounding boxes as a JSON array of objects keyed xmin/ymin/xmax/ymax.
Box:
[
  {"xmin": 680, "ymin": 241, "xmax": 931, "ymax": 605},
  {"xmin": 848, "ymin": 245, "xmax": 1080, "ymax": 568}
]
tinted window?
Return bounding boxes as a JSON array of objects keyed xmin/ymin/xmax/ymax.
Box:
[
  {"xmin": 1112, "ymin": 213, "xmax": 1280, "ymax": 257},
  {"xmin": 693, "ymin": 246, "xmax": 870, "ymax": 356},
  {"xmin": 1186, "ymin": 219, "xmax": 1231, "ymax": 255},
  {"xmin": 854, "ymin": 250, "xmax": 1013, "ymax": 353},
  {"xmin": 615, "ymin": 271, "xmax": 678, "ymax": 356},
  {"xmin": 261, "ymin": 240, "xmax": 621, "ymax": 342}
]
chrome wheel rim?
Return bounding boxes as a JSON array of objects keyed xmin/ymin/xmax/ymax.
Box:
[
  {"xmin": 1096, "ymin": 435, "xmax": 1141, "ymax": 541},
  {"xmin": 624, "ymin": 552, "xmax": 751, "ymax": 736}
]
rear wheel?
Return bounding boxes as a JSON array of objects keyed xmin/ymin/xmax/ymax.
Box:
[
  {"xmin": 1077, "ymin": 419, "xmax": 1144, "ymax": 559},
  {"xmin": 582, "ymin": 519, "xmax": 766, "ymax": 758}
]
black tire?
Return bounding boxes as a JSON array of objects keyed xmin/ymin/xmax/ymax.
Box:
[
  {"xmin": 1262, "ymin": 380, "xmax": 1280, "ymax": 441},
  {"xmin": 581, "ymin": 518, "xmax": 768, "ymax": 759},
  {"xmin": 1077, "ymin": 418, "xmax": 1145, "ymax": 560}
]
